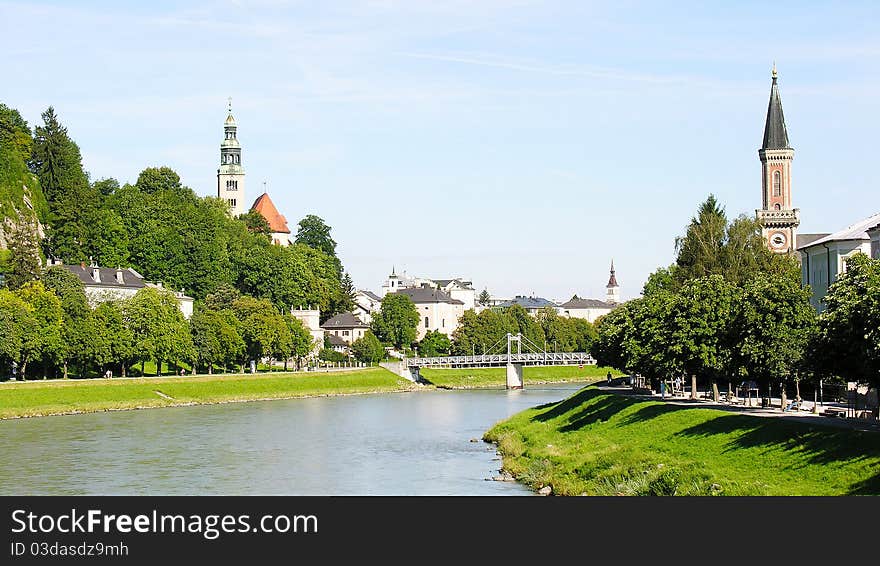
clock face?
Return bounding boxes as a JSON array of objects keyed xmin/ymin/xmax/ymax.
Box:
[{"xmin": 770, "ymin": 232, "xmax": 787, "ymax": 249}]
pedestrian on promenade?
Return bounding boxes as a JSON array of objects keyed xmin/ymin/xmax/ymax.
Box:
[{"xmin": 607, "ymin": 371, "xmax": 612, "ymax": 385}]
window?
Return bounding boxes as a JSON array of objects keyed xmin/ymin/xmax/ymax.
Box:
[
  {"xmin": 442, "ymin": 318, "xmax": 445, "ymax": 328},
  {"xmin": 228, "ymin": 198, "xmax": 236, "ymax": 208},
  {"xmin": 774, "ymin": 203, "xmax": 781, "ymax": 211},
  {"xmin": 343, "ymin": 330, "xmax": 349, "ymax": 336},
  {"xmin": 424, "ymin": 317, "xmax": 429, "ymax": 328},
  {"xmin": 772, "ymin": 171, "xmax": 781, "ymax": 197}
]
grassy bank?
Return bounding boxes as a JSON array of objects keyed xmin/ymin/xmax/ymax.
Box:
[
  {"xmin": 0, "ymin": 368, "xmax": 416, "ymax": 419},
  {"xmin": 484, "ymin": 386, "xmax": 880, "ymax": 495},
  {"xmin": 419, "ymin": 365, "xmax": 622, "ymax": 389}
]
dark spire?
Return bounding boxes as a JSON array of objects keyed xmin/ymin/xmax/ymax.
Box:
[
  {"xmin": 607, "ymin": 260, "xmax": 618, "ymax": 288},
  {"xmin": 762, "ymin": 64, "xmax": 791, "ymax": 150}
]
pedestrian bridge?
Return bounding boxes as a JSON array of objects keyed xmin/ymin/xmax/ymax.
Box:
[{"xmin": 383, "ymin": 333, "xmax": 596, "ymax": 389}]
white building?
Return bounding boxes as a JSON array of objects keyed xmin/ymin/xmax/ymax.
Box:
[
  {"xmin": 557, "ymin": 297, "xmax": 617, "ymax": 323},
  {"xmin": 290, "ymin": 306, "xmax": 324, "ymax": 355},
  {"xmin": 379, "ymin": 269, "xmax": 476, "ymax": 310},
  {"xmin": 395, "ymin": 286, "xmax": 465, "ymax": 341},
  {"xmin": 353, "ymin": 290, "xmax": 382, "ymax": 324},
  {"xmin": 798, "ymin": 212, "xmax": 880, "ymax": 310},
  {"xmin": 320, "ymin": 312, "xmax": 369, "ymax": 344},
  {"xmin": 58, "ymin": 261, "xmax": 193, "ymax": 319}
]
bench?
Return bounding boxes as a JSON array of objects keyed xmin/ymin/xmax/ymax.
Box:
[{"xmin": 824, "ymin": 408, "xmax": 846, "ymax": 418}]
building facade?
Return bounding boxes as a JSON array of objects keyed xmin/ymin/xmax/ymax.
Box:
[
  {"xmin": 58, "ymin": 261, "xmax": 193, "ymax": 319},
  {"xmin": 290, "ymin": 306, "xmax": 324, "ymax": 355},
  {"xmin": 217, "ymin": 99, "xmax": 246, "ymax": 216},
  {"xmin": 756, "ymin": 66, "xmax": 800, "ymax": 254},
  {"xmin": 395, "ymin": 286, "xmax": 465, "ymax": 341},
  {"xmin": 798, "ymin": 213, "xmax": 880, "ymax": 310},
  {"xmin": 379, "ymin": 269, "xmax": 475, "ymax": 310},
  {"xmin": 320, "ymin": 312, "xmax": 370, "ymax": 344}
]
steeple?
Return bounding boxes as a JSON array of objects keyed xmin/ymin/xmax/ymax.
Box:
[
  {"xmin": 762, "ymin": 64, "xmax": 790, "ymax": 150},
  {"xmin": 217, "ymin": 97, "xmax": 245, "ymax": 216},
  {"xmin": 756, "ymin": 66, "xmax": 799, "ymax": 254},
  {"xmin": 606, "ymin": 260, "xmax": 620, "ymax": 304}
]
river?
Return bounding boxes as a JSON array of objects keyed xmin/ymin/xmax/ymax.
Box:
[{"xmin": 0, "ymin": 383, "xmax": 585, "ymax": 495}]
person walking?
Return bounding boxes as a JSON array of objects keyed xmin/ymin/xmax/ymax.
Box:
[{"xmin": 607, "ymin": 371, "xmax": 612, "ymax": 385}]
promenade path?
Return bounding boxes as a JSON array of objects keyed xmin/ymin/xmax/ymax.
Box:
[{"xmin": 601, "ymin": 379, "xmax": 880, "ymax": 433}]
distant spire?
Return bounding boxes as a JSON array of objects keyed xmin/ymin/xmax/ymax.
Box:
[
  {"xmin": 391, "ymin": 266, "xmax": 396, "ymax": 277},
  {"xmin": 607, "ymin": 260, "xmax": 618, "ymax": 288},
  {"xmin": 762, "ymin": 65, "xmax": 790, "ymax": 149},
  {"xmin": 228, "ymin": 96, "xmax": 232, "ymax": 113}
]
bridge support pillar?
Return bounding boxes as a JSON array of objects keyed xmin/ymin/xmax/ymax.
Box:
[{"xmin": 506, "ymin": 363, "xmax": 524, "ymax": 390}]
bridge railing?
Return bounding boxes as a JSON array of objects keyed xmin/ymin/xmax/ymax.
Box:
[{"xmin": 406, "ymin": 352, "xmax": 597, "ymax": 367}]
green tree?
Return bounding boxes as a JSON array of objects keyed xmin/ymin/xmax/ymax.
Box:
[
  {"xmin": 124, "ymin": 286, "xmax": 191, "ymax": 376},
  {"xmin": 351, "ymin": 331, "xmax": 385, "ymax": 363},
  {"xmin": 190, "ymin": 307, "xmax": 244, "ymax": 374},
  {"xmin": 232, "ymin": 295, "xmax": 286, "ymax": 372},
  {"xmin": 812, "ymin": 254, "xmax": 880, "ymax": 397},
  {"xmin": 674, "ymin": 194, "xmax": 727, "ymax": 281},
  {"xmin": 418, "ymin": 330, "xmax": 452, "ymax": 357},
  {"xmin": 5, "ymin": 219, "xmax": 42, "ymax": 290},
  {"xmin": 294, "ymin": 214, "xmax": 337, "ymax": 257},
  {"xmin": 0, "ymin": 288, "xmax": 35, "ymax": 379},
  {"xmin": 283, "ymin": 314, "xmax": 315, "ymax": 370},
  {"xmin": 478, "ymin": 288, "xmax": 491, "ymax": 306},
  {"xmin": 370, "ymin": 293, "xmax": 419, "ymax": 349},
  {"xmin": 43, "ymin": 265, "xmax": 92, "ymax": 378},
  {"xmin": 16, "ymin": 281, "xmax": 64, "ymax": 379},
  {"xmin": 135, "ymin": 166, "xmax": 182, "ymax": 194},
  {"xmin": 92, "ymin": 301, "xmax": 135, "ymax": 377},
  {"xmin": 730, "ymin": 269, "xmax": 817, "ymax": 393},
  {"xmin": 30, "ymin": 107, "xmax": 95, "ymax": 263}
]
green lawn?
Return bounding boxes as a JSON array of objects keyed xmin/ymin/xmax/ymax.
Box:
[
  {"xmin": 484, "ymin": 385, "xmax": 880, "ymax": 495},
  {"xmin": 0, "ymin": 368, "xmax": 415, "ymax": 419},
  {"xmin": 419, "ymin": 365, "xmax": 623, "ymax": 388}
]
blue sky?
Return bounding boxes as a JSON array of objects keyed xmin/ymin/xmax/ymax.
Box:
[{"xmin": 2, "ymin": 1, "xmax": 879, "ymax": 301}]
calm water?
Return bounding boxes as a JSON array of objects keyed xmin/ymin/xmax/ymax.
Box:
[{"xmin": 0, "ymin": 384, "xmax": 585, "ymax": 495}]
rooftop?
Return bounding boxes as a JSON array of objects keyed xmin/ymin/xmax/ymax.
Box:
[
  {"xmin": 797, "ymin": 212, "xmax": 880, "ymax": 250},
  {"xmin": 396, "ymin": 287, "xmax": 464, "ymax": 305},
  {"xmin": 250, "ymin": 193, "xmax": 291, "ymax": 234},
  {"xmin": 497, "ymin": 296, "xmax": 558, "ymax": 309},
  {"xmin": 321, "ymin": 312, "xmax": 369, "ymax": 329},
  {"xmin": 560, "ymin": 297, "xmax": 617, "ymax": 309}
]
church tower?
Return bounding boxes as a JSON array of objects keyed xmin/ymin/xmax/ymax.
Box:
[
  {"xmin": 756, "ymin": 65, "xmax": 799, "ymax": 254},
  {"xmin": 217, "ymin": 98, "xmax": 245, "ymax": 216},
  {"xmin": 606, "ymin": 260, "xmax": 620, "ymax": 304}
]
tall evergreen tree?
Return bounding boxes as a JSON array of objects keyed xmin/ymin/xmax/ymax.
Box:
[{"xmin": 5, "ymin": 219, "xmax": 42, "ymax": 290}]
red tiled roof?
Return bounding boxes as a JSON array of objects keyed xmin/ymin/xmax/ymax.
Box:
[{"xmin": 250, "ymin": 193, "xmax": 291, "ymax": 234}]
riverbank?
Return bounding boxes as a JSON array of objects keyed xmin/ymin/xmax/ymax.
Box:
[
  {"xmin": 419, "ymin": 365, "xmax": 622, "ymax": 389},
  {"xmin": 0, "ymin": 368, "xmax": 418, "ymax": 419},
  {"xmin": 483, "ymin": 385, "xmax": 880, "ymax": 495},
  {"xmin": 0, "ymin": 365, "xmax": 621, "ymax": 420}
]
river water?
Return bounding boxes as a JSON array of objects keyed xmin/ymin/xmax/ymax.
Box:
[{"xmin": 0, "ymin": 383, "xmax": 585, "ymax": 495}]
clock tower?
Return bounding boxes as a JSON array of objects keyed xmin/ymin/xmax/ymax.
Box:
[{"xmin": 756, "ymin": 65, "xmax": 799, "ymax": 254}]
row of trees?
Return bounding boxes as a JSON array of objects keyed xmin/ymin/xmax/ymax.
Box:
[
  {"xmin": 2, "ymin": 104, "xmax": 355, "ymax": 322},
  {"xmin": 360, "ymin": 291, "xmax": 598, "ymax": 359},
  {"xmin": 591, "ymin": 195, "xmax": 879, "ymax": 402},
  {"xmin": 0, "ymin": 267, "xmax": 315, "ymax": 379}
]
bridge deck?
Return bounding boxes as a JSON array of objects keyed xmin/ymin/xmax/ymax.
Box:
[{"xmin": 406, "ymin": 352, "xmax": 596, "ymax": 367}]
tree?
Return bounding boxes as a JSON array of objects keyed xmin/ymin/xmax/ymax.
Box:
[
  {"xmin": 4, "ymin": 219, "xmax": 42, "ymax": 290},
  {"xmin": 283, "ymin": 314, "xmax": 315, "ymax": 370},
  {"xmin": 812, "ymin": 254, "xmax": 880, "ymax": 397},
  {"xmin": 232, "ymin": 296, "xmax": 286, "ymax": 372},
  {"xmin": 92, "ymin": 301, "xmax": 135, "ymax": 377},
  {"xmin": 674, "ymin": 194, "xmax": 727, "ymax": 281},
  {"xmin": 478, "ymin": 288, "xmax": 491, "ymax": 306},
  {"xmin": 351, "ymin": 331, "xmax": 385, "ymax": 363},
  {"xmin": 419, "ymin": 330, "xmax": 451, "ymax": 357},
  {"xmin": 370, "ymin": 293, "xmax": 419, "ymax": 350},
  {"xmin": 135, "ymin": 166, "xmax": 182, "ymax": 194},
  {"xmin": 16, "ymin": 281, "xmax": 64, "ymax": 379},
  {"xmin": 204, "ymin": 283, "xmax": 241, "ymax": 311},
  {"xmin": 239, "ymin": 211, "xmax": 272, "ymax": 239},
  {"xmin": 0, "ymin": 288, "xmax": 35, "ymax": 379},
  {"xmin": 730, "ymin": 269, "xmax": 817, "ymax": 393},
  {"xmin": 124, "ymin": 287, "xmax": 191, "ymax": 376},
  {"xmin": 294, "ymin": 214, "xmax": 337, "ymax": 257},
  {"xmin": 29, "ymin": 107, "xmax": 95, "ymax": 263},
  {"xmin": 190, "ymin": 307, "xmax": 245, "ymax": 374},
  {"xmin": 43, "ymin": 265, "xmax": 92, "ymax": 378}
]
